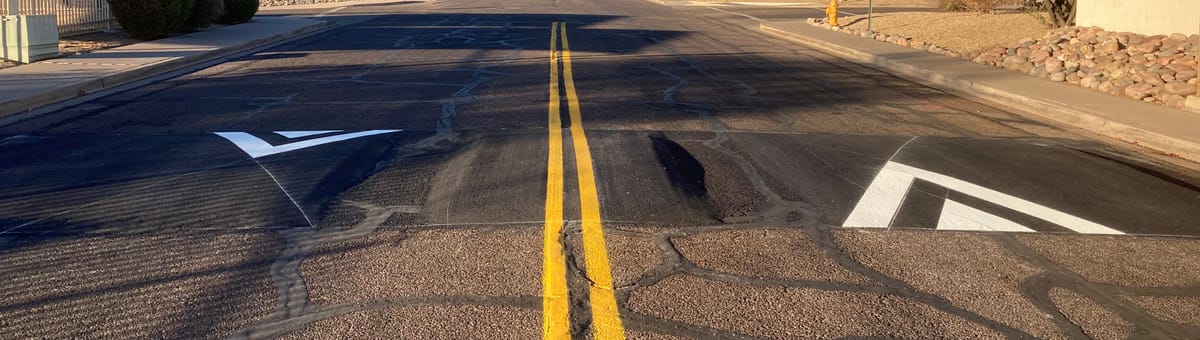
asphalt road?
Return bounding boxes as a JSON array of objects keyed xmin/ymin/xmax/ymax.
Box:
[{"xmin": 2, "ymin": 0, "xmax": 1199, "ymax": 339}]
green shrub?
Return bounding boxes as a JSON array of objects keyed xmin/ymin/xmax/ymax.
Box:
[
  {"xmin": 107, "ymin": 0, "xmax": 195, "ymax": 39},
  {"xmin": 219, "ymin": 0, "xmax": 259, "ymax": 24},
  {"xmin": 185, "ymin": 0, "xmax": 213, "ymax": 31}
]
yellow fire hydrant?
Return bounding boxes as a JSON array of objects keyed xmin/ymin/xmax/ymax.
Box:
[{"xmin": 826, "ymin": 0, "xmax": 839, "ymax": 26}]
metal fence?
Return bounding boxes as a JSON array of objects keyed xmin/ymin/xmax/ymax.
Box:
[{"xmin": 2, "ymin": 0, "xmax": 116, "ymax": 36}]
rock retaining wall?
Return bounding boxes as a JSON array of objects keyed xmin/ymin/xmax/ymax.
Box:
[
  {"xmin": 261, "ymin": 0, "xmax": 356, "ymax": 7},
  {"xmin": 806, "ymin": 18, "xmax": 1199, "ymax": 109}
]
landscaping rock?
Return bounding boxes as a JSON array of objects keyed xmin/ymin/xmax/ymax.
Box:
[
  {"xmin": 1133, "ymin": 39, "xmax": 1162, "ymax": 54},
  {"xmin": 1044, "ymin": 59, "xmax": 1064, "ymax": 73},
  {"xmin": 1099, "ymin": 39, "xmax": 1122, "ymax": 53},
  {"xmin": 1031, "ymin": 49, "xmax": 1051, "ymax": 63},
  {"xmin": 1139, "ymin": 71, "xmax": 1166, "ymax": 86},
  {"xmin": 1176, "ymin": 70, "xmax": 1197, "ymax": 82},
  {"xmin": 1165, "ymin": 81, "xmax": 1196, "ymax": 96},
  {"xmin": 1125, "ymin": 83, "xmax": 1155, "ymax": 99},
  {"xmin": 262, "ymin": 0, "xmax": 354, "ymax": 6},
  {"xmin": 1165, "ymin": 95, "xmax": 1188, "ymax": 108},
  {"xmin": 808, "ymin": 19, "xmax": 1197, "ymax": 110},
  {"xmin": 1030, "ymin": 64, "xmax": 1047, "ymax": 77}
]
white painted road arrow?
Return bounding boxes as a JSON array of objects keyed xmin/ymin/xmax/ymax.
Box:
[
  {"xmin": 215, "ymin": 130, "xmax": 401, "ymax": 159},
  {"xmin": 843, "ymin": 161, "xmax": 1124, "ymax": 235}
]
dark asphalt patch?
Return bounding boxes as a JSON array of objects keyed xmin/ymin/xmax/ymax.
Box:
[
  {"xmin": 590, "ymin": 131, "xmax": 1200, "ymax": 236},
  {"xmin": 588, "ymin": 130, "xmax": 723, "ymax": 225},
  {"xmin": 0, "ymin": 131, "xmax": 429, "ymax": 242},
  {"xmin": 890, "ymin": 138, "xmax": 1200, "ymax": 235},
  {"xmin": 649, "ymin": 132, "xmax": 708, "ymax": 198}
]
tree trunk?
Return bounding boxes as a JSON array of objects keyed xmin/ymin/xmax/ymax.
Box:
[{"xmin": 1045, "ymin": 0, "xmax": 1076, "ymax": 28}]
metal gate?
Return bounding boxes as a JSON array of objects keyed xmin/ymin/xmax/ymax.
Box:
[{"xmin": 2, "ymin": 0, "xmax": 116, "ymax": 36}]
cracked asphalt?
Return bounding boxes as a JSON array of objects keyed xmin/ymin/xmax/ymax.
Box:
[{"xmin": 2, "ymin": 0, "xmax": 1199, "ymax": 338}]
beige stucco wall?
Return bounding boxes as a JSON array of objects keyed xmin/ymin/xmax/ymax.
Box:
[{"xmin": 1076, "ymin": 0, "xmax": 1200, "ymax": 35}]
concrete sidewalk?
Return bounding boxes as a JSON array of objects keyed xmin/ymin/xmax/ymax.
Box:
[
  {"xmin": 0, "ymin": 16, "xmax": 333, "ymax": 118},
  {"xmin": 760, "ymin": 20, "xmax": 1200, "ymax": 162}
]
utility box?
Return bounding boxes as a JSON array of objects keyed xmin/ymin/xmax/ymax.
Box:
[{"xmin": 2, "ymin": 14, "xmax": 59, "ymax": 63}]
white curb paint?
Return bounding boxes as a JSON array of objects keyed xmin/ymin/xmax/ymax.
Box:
[
  {"xmin": 216, "ymin": 130, "xmax": 400, "ymax": 159},
  {"xmin": 315, "ymin": 6, "xmax": 348, "ymax": 18},
  {"xmin": 844, "ymin": 161, "xmax": 1124, "ymax": 235}
]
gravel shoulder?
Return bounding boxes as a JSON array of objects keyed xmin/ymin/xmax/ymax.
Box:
[
  {"xmin": 840, "ymin": 0, "xmax": 939, "ymax": 7},
  {"xmin": 840, "ymin": 11, "xmax": 1053, "ymax": 53},
  {"xmin": 696, "ymin": 0, "xmax": 938, "ymax": 5}
]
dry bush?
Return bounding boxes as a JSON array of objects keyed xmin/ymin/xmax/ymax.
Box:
[
  {"xmin": 107, "ymin": 0, "xmax": 195, "ymax": 39},
  {"xmin": 218, "ymin": 0, "xmax": 258, "ymax": 24},
  {"xmin": 940, "ymin": 0, "xmax": 1005, "ymax": 12}
]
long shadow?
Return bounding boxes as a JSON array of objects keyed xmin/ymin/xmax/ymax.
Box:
[
  {"xmin": 0, "ymin": 224, "xmax": 384, "ymax": 339},
  {"xmin": 3, "ymin": 10, "xmax": 1200, "ymax": 338},
  {"xmin": 4, "ymin": 8, "xmax": 1200, "ymax": 236}
]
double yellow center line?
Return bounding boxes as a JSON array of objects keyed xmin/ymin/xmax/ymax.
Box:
[{"xmin": 542, "ymin": 22, "xmax": 626, "ymax": 340}]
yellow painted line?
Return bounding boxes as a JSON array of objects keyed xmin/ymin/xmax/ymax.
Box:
[
  {"xmin": 560, "ymin": 23, "xmax": 627, "ymax": 340},
  {"xmin": 542, "ymin": 22, "xmax": 571, "ymax": 340}
]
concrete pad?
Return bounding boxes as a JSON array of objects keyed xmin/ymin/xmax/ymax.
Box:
[
  {"xmin": 1124, "ymin": 295, "xmax": 1200, "ymax": 327},
  {"xmin": 675, "ymin": 229, "xmax": 868, "ymax": 283},
  {"xmin": 0, "ymin": 230, "xmax": 280, "ymax": 339},
  {"xmin": 1050, "ymin": 288, "xmax": 1134, "ymax": 340},
  {"xmin": 281, "ymin": 305, "xmax": 538, "ymax": 339},
  {"xmin": 301, "ymin": 228, "xmax": 541, "ymax": 304},
  {"xmin": 834, "ymin": 229, "xmax": 1063, "ymax": 338},
  {"xmin": 627, "ymin": 274, "xmax": 1000, "ymax": 338},
  {"xmin": 1017, "ymin": 234, "xmax": 1200, "ymax": 288}
]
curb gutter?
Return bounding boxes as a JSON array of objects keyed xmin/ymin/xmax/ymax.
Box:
[{"xmin": 760, "ymin": 23, "xmax": 1200, "ymax": 162}]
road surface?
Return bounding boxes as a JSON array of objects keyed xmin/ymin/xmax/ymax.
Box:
[{"xmin": 1, "ymin": 0, "xmax": 1199, "ymax": 339}]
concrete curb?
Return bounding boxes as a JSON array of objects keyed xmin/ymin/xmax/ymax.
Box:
[
  {"xmin": 760, "ymin": 23, "xmax": 1200, "ymax": 162},
  {"xmin": 0, "ymin": 19, "xmax": 335, "ymax": 118},
  {"xmin": 259, "ymin": 0, "xmax": 425, "ymax": 11}
]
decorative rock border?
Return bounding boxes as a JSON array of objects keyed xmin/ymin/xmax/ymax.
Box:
[
  {"xmin": 262, "ymin": 0, "xmax": 358, "ymax": 7},
  {"xmin": 806, "ymin": 17, "xmax": 1199, "ymax": 109}
]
